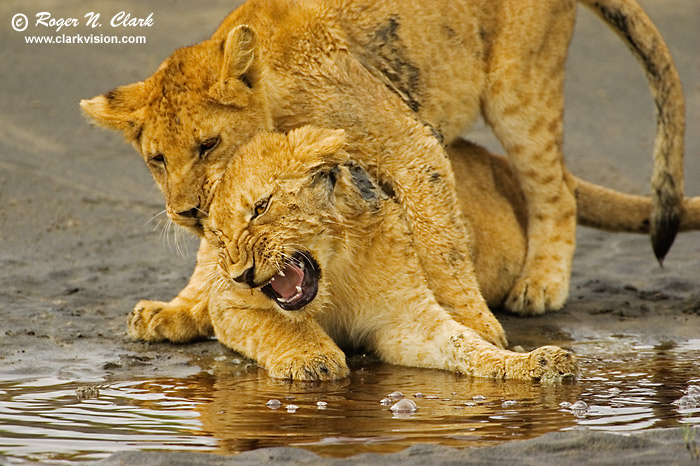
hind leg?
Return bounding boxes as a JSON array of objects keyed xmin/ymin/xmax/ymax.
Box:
[{"xmin": 483, "ymin": 1, "xmax": 577, "ymax": 315}]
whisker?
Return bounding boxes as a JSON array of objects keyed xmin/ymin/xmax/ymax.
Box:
[
  {"xmin": 208, "ymin": 275, "xmax": 230, "ymax": 299},
  {"xmin": 144, "ymin": 210, "xmax": 168, "ymax": 229}
]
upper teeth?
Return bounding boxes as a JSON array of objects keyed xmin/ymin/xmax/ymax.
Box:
[{"xmin": 295, "ymin": 286, "xmax": 303, "ymax": 293}]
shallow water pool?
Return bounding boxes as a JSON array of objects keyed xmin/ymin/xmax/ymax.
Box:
[{"xmin": 1, "ymin": 339, "xmax": 699, "ymax": 463}]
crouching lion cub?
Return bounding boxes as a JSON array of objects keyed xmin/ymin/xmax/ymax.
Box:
[
  {"xmin": 199, "ymin": 126, "xmax": 577, "ymax": 382},
  {"xmin": 128, "ymin": 126, "xmax": 700, "ymax": 381}
]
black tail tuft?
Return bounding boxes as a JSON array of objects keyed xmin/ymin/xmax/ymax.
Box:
[{"xmin": 651, "ymin": 211, "xmax": 680, "ymax": 265}]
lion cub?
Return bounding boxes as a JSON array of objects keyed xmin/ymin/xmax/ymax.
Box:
[
  {"xmin": 201, "ymin": 126, "xmax": 577, "ymax": 382},
  {"xmin": 83, "ymin": 0, "xmax": 685, "ymax": 318}
]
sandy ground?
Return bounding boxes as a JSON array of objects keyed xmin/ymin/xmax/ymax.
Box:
[{"xmin": 0, "ymin": 0, "xmax": 699, "ymax": 464}]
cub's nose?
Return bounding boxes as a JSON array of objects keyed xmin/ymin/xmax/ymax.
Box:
[
  {"xmin": 177, "ymin": 207, "xmax": 201, "ymax": 218},
  {"xmin": 233, "ymin": 266, "xmax": 256, "ymax": 287}
]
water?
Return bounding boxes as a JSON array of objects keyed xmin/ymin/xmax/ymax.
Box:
[{"xmin": 1, "ymin": 339, "xmax": 699, "ymax": 463}]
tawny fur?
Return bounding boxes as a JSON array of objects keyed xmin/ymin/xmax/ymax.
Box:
[
  {"xmin": 125, "ymin": 128, "xmax": 699, "ymax": 382},
  {"xmin": 82, "ymin": 0, "xmax": 684, "ymax": 318},
  {"xmin": 204, "ymin": 127, "xmax": 577, "ymax": 382}
]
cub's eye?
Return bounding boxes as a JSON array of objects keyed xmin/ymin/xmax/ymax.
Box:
[
  {"xmin": 199, "ymin": 136, "xmax": 220, "ymax": 158},
  {"xmin": 148, "ymin": 153, "xmax": 166, "ymax": 167},
  {"xmin": 252, "ymin": 197, "xmax": 270, "ymax": 219}
]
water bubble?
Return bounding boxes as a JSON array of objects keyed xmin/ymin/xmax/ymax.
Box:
[
  {"xmin": 425, "ymin": 395, "xmax": 439, "ymax": 400},
  {"xmin": 284, "ymin": 396, "xmax": 296, "ymax": 401},
  {"xmin": 286, "ymin": 404, "xmax": 299, "ymax": 413},
  {"xmin": 388, "ymin": 391, "xmax": 404, "ymax": 400},
  {"xmin": 231, "ymin": 358, "xmax": 242, "ymax": 365},
  {"xmin": 380, "ymin": 398, "xmax": 392, "ymax": 406},
  {"xmin": 608, "ymin": 387, "xmax": 621, "ymax": 396},
  {"xmin": 687, "ymin": 385, "xmax": 700, "ymax": 398},
  {"xmin": 266, "ymin": 399, "xmax": 282, "ymax": 409},
  {"xmin": 502, "ymin": 400, "xmax": 517, "ymax": 408},
  {"xmin": 674, "ymin": 395, "xmax": 698, "ymax": 410},
  {"xmin": 390, "ymin": 399, "xmax": 418, "ymax": 414},
  {"xmin": 570, "ymin": 400, "xmax": 589, "ymax": 417},
  {"xmin": 414, "ymin": 392, "xmax": 425, "ymax": 398},
  {"xmin": 464, "ymin": 402, "xmax": 476, "ymax": 407},
  {"xmin": 316, "ymin": 401, "xmax": 328, "ymax": 409},
  {"xmin": 473, "ymin": 395, "xmax": 486, "ymax": 402},
  {"xmin": 559, "ymin": 401, "xmax": 572, "ymax": 409}
]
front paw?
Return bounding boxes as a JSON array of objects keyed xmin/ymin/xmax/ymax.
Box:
[
  {"xmin": 266, "ymin": 351, "xmax": 350, "ymax": 381},
  {"xmin": 128, "ymin": 300, "xmax": 166, "ymax": 341},
  {"xmin": 128, "ymin": 300, "xmax": 206, "ymax": 343},
  {"xmin": 523, "ymin": 346, "xmax": 578, "ymax": 383}
]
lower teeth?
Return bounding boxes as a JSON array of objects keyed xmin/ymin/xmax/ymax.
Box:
[{"xmin": 278, "ymin": 289, "xmax": 304, "ymax": 306}]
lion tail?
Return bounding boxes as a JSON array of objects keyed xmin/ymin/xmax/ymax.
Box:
[
  {"xmin": 581, "ymin": 0, "xmax": 685, "ymax": 262},
  {"xmin": 573, "ymin": 175, "xmax": 700, "ymax": 234}
]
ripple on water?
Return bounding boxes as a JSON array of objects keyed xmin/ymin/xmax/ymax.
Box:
[{"xmin": 0, "ymin": 342, "xmax": 699, "ymax": 461}]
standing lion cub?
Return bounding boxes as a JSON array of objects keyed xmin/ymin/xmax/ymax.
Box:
[{"xmin": 82, "ymin": 0, "xmax": 685, "ymax": 321}]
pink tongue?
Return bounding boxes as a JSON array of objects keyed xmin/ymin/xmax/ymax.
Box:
[{"xmin": 269, "ymin": 263, "xmax": 304, "ymax": 300}]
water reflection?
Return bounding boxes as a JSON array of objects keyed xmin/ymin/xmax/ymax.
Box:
[
  {"xmin": 0, "ymin": 342, "xmax": 698, "ymax": 462},
  {"xmin": 193, "ymin": 357, "xmax": 580, "ymax": 456}
]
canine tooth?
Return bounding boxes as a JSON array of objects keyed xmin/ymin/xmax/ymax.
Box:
[
  {"xmin": 279, "ymin": 270, "xmax": 286, "ymax": 277},
  {"xmin": 295, "ymin": 286, "xmax": 303, "ymax": 293}
]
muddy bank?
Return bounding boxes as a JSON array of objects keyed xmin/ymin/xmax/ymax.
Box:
[
  {"xmin": 79, "ymin": 429, "xmax": 698, "ymax": 466},
  {"xmin": 0, "ymin": 0, "xmax": 699, "ymax": 464}
]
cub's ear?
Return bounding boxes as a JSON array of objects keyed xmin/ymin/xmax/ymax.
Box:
[
  {"xmin": 80, "ymin": 81, "xmax": 149, "ymax": 140},
  {"xmin": 210, "ymin": 25, "xmax": 260, "ymax": 106},
  {"xmin": 287, "ymin": 126, "xmax": 348, "ymax": 169}
]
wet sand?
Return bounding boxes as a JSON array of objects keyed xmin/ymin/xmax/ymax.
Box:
[
  {"xmin": 1, "ymin": 0, "xmax": 699, "ymax": 464},
  {"xmin": 82, "ymin": 429, "xmax": 699, "ymax": 466}
]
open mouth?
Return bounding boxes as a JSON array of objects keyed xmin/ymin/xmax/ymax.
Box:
[{"xmin": 261, "ymin": 252, "xmax": 320, "ymax": 311}]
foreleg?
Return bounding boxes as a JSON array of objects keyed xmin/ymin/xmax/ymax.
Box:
[{"xmin": 128, "ymin": 238, "xmax": 216, "ymax": 342}]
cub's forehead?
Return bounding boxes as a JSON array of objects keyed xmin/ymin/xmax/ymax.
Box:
[
  {"xmin": 153, "ymin": 42, "xmax": 220, "ymax": 94},
  {"xmin": 139, "ymin": 44, "xmax": 220, "ymax": 136},
  {"xmin": 141, "ymin": 90, "xmax": 208, "ymax": 134},
  {"xmin": 219, "ymin": 134, "xmax": 308, "ymax": 203},
  {"xmin": 242, "ymin": 170, "xmax": 287, "ymax": 200},
  {"xmin": 220, "ymin": 163, "xmax": 301, "ymax": 205},
  {"xmin": 218, "ymin": 169, "xmax": 268, "ymax": 202}
]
